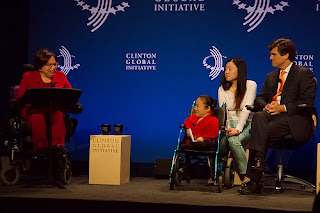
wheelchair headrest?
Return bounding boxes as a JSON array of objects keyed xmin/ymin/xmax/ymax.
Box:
[
  {"xmin": 189, "ymin": 105, "xmax": 196, "ymax": 116},
  {"xmin": 213, "ymin": 106, "xmax": 227, "ymax": 129},
  {"xmin": 23, "ymin": 64, "xmax": 35, "ymax": 72}
]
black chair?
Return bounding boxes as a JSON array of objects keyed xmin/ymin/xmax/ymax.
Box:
[{"xmin": 169, "ymin": 101, "xmax": 235, "ymax": 193}]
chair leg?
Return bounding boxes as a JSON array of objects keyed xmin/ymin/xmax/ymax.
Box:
[
  {"xmin": 265, "ymin": 169, "xmax": 316, "ymax": 193},
  {"xmin": 275, "ymin": 164, "xmax": 284, "ymax": 193},
  {"xmin": 265, "ymin": 150, "xmax": 316, "ymax": 193},
  {"xmin": 282, "ymin": 174, "xmax": 316, "ymax": 191}
]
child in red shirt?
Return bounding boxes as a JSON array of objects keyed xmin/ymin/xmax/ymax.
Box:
[{"xmin": 180, "ymin": 95, "xmax": 219, "ymax": 151}]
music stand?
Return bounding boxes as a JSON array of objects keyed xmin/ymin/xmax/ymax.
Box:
[{"xmin": 21, "ymin": 88, "xmax": 82, "ymax": 189}]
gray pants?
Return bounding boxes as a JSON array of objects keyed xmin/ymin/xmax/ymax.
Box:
[{"xmin": 220, "ymin": 121, "xmax": 251, "ymax": 175}]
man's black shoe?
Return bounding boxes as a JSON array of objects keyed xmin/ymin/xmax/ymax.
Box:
[{"xmin": 238, "ymin": 180, "xmax": 261, "ymax": 195}]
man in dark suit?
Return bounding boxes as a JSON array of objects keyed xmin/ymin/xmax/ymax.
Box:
[{"xmin": 238, "ymin": 38, "xmax": 317, "ymax": 194}]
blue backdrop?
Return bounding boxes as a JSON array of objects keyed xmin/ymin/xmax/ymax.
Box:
[{"xmin": 28, "ymin": 0, "xmax": 320, "ymax": 169}]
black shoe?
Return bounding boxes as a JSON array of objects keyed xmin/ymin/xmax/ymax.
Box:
[
  {"xmin": 185, "ymin": 174, "xmax": 191, "ymax": 183},
  {"xmin": 238, "ymin": 180, "xmax": 261, "ymax": 195},
  {"xmin": 34, "ymin": 147, "xmax": 48, "ymax": 159},
  {"xmin": 36, "ymin": 147, "xmax": 48, "ymax": 154},
  {"xmin": 53, "ymin": 144, "xmax": 65, "ymax": 153},
  {"xmin": 52, "ymin": 145, "xmax": 66, "ymax": 160}
]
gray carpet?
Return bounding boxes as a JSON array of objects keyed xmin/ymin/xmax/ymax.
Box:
[{"xmin": 0, "ymin": 174, "xmax": 317, "ymax": 213}]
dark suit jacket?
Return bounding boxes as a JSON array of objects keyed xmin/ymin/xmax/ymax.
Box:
[{"xmin": 254, "ymin": 63, "xmax": 317, "ymax": 142}]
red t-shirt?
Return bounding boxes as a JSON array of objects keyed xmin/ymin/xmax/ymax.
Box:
[{"xmin": 183, "ymin": 114, "xmax": 219, "ymax": 144}]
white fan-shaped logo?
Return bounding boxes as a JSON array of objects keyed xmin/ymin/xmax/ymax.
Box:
[
  {"xmin": 203, "ymin": 46, "xmax": 226, "ymax": 80},
  {"xmin": 75, "ymin": 0, "xmax": 130, "ymax": 32},
  {"xmin": 57, "ymin": 46, "xmax": 80, "ymax": 76},
  {"xmin": 233, "ymin": 0, "xmax": 289, "ymax": 32}
]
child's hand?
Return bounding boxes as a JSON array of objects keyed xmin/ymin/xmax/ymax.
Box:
[{"xmin": 194, "ymin": 137, "xmax": 204, "ymax": 142}]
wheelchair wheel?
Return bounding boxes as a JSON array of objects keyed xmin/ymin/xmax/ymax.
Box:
[
  {"xmin": 0, "ymin": 156, "xmax": 19, "ymax": 185},
  {"xmin": 175, "ymin": 155, "xmax": 183, "ymax": 185},
  {"xmin": 169, "ymin": 155, "xmax": 182, "ymax": 190},
  {"xmin": 169, "ymin": 178, "xmax": 174, "ymax": 190},
  {"xmin": 53, "ymin": 157, "xmax": 72, "ymax": 185},
  {"xmin": 224, "ymin": 157, "xmax": 235, "ymax": 189},
  {"xmin": 59, "ymin": 160, "xmax": 72, "ymax": 185},
  {"xmin": 170, "ymin": 164, "xmax": 179, "ymax": 190}
]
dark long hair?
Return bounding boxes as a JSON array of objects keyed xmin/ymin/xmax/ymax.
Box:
[
  {"xmin": 33, "ymin": 49, "xmax": 57, "ymax": 70},
  {"xmin": 198, "ymin": 95, "xmax": 217, "ymax": 114},
  {"xmin": 220, "ymin": 58, "xmax": 247, "ymax": 111}
]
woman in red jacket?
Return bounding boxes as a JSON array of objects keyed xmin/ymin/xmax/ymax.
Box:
[
  {"xmin": 180, "ymin": 95, "xmax": 219, "ymax": 150},
  {"xmin": 17, "ymin": 49, "xmax": 72, "ymax": 152}
]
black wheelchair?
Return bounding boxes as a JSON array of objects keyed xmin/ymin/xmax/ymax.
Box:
[
  {"xmin": 0, "ymin": 64, "xmax": 83, "ymax": 186},
  {"xmin": 169, "ymin": 101, "xmax": 236, "ymax": 193}
]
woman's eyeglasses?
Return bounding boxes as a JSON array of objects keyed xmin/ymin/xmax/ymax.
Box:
[{"xmin": 45, "ymin": 62, "xmax": 59, "ymax": 67}]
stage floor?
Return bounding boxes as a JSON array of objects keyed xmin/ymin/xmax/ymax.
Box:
[{"xmin": 0, "ymin": 173, "xmax": 317, "ymax": 213}]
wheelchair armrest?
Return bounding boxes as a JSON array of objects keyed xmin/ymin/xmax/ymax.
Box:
[
  {"xmin": 64, "ymin": 115, "xmax": 79, "ymax": 142},
  {"xmin": 297, "ymin": 104, "xmax": 314, "ymax": 109},
  {"xmin": 74, "ymin": 101, "xmax": 83, "ymax": 114},
  {"xmin": 66, "ymin": 100, "xmax": 83, "ymax": 114},
  {"xmin": 297, "ymin": 104, "xmax": 318, "ymax": 126},
  {"xmin": 8, "ymin": 98, "xmax": 20, "ymax": 112},
  {"xmin": 180, "ymin": 124, "xmax": 186, "ymax": 129},
  {"xmin": 246, "ymin": 104, "xmax": 313, "ymax": 109},
  {"xmin": 8, "ymin": 98, "xmax": 24, "ymax": 117},
  {"xmin": 245, "ymin": 105, "xmax": 255, "ymax": 111},
  {"xmin": 297, "ymin": 104, "xmax": 316, "ymax": 113}
]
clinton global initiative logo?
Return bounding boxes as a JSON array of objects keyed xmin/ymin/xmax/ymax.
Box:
[
  {"xmin": 126, "ymin": 53, "xmax": 157, "ymax": 71},
  {"xmin": 233, "ymin": 0, "xmax": 289, "ymax": 32},
  {"xmin": 74, "ymin": 0, "xmax": 130, "ymax": 32},
  {"xmin": 203, "ymin": 46, "xmax": 226, "ymax": 80},
  {"xmin": 57, "ymin": 46, "xmax": 81, "ymax": 75},
  {"xmin": 294, "ymin": 54, "xmax": 314, "ymax": 72},
  {"xmin": 154, "ymin": 0, "xmax": 205, "ymax": 12}
]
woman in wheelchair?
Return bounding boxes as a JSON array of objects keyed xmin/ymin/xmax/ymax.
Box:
[
  {"xmin": 218, "ymin": 57, "xmax": 257, "ymax": 184},
  {"xmin": 16, "ymin": 49, "xmax": 72, "ymax": 153},
  {"xmin": 179, "ymin": 95, "xmax": 220, "ymax": 151},
  {"xmin": 178, "ymin": 95, "xmax": 219, "ymax": 184}
]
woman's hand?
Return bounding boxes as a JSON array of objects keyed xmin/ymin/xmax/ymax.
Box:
[
  {"xmin": 228, "ymin": 128, "xmax": 240, "ymax": 137},
  {"xmin": 194, "ymin": 137, "xmax": 204, "ymax": 142}
]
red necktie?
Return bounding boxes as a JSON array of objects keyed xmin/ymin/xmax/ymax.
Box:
[{"xmin": 272, "ymin": 71, "xmax": 286, "ymax": 101}]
